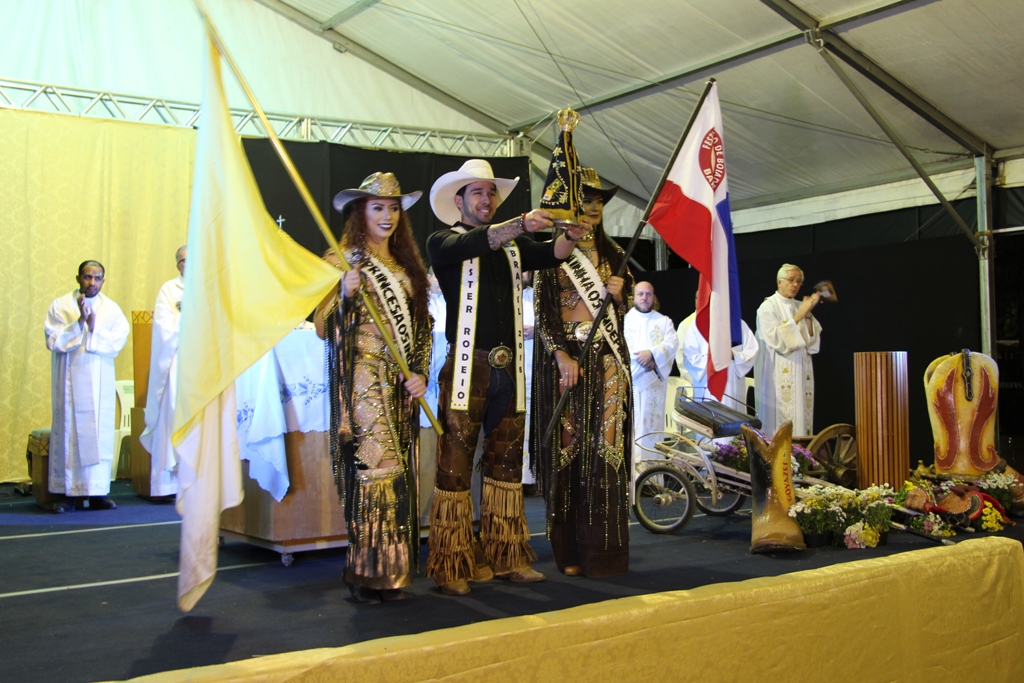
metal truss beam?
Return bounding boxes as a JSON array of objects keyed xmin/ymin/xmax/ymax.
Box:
[
  {"xmin": 0, "ymin": 78, "xmax": 521, "ymax": 158},
  {"xmin": 761, "ymin": 0, "xmax": 990, "ymax": 155},
  {"xmin": 506, "ymin": 32, "xmax": 801, "ymax": 134},
  {"xmin": 507, "ymin": 0, "xmax": 922, "ymax": 134},
  {"xmin": 318, "ymin": 0, "xmax": 380, "ymax": 33}
]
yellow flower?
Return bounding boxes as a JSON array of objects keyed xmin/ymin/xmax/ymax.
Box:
[{"xmin": 980, "ymin": 502, "xmax": 1004, "ymax": 533}]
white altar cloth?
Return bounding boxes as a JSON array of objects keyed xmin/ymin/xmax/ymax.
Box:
[{"xmin": 234, "ymin": 327, "xmax": 328, "ymax": 501}]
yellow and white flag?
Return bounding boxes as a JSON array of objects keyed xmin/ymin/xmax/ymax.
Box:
[{"xmin": 172, "ymin": 32, "xmax": 339, "ymax": 612}]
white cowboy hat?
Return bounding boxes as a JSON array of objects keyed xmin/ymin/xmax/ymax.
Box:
[
  {"xmin": 332, "ymin": 172, "xmax": 422, "ymax": 215},
  {"xmin": 429, "ymin": 159, "xmax": 519, "ymax": 226}
]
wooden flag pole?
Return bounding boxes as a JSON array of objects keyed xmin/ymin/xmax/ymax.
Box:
[
  {"xmin": 193, "ymin": 0, "xmax": 441, "ymax": 434},
  {"xmin": 540, "ymin": 79, "xmax": 717, "ymax": 445}
]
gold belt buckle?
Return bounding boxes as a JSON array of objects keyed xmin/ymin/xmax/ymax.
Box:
[
  {"xmin": 574, "ymin": 321, "xmax": 600, "ymax": 343},
  {"xmin": 487, "ymin": 345, "xmax": 512, "ymax": 369}
]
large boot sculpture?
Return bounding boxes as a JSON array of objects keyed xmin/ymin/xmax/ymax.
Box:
[
  {"xmin": 924, "ymin": 349, "xmax": 999, "ymax": 477},
  {"xmin": 743, "ymin": 421, "xmax": 806, "ymax": 553}
]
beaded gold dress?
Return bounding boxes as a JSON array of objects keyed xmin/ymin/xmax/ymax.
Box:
[
  {"xmin": 531, "ymin": 240, "xmax": 633, "ymax": 577},
  {"xmin": 324, "ymin": 253, "xmax": 431, "ymax": 590}
]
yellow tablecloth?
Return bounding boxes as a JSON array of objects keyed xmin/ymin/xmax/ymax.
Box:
[{"xmin": 120, "ymin": 536, "xmax": 1024, "ymax": 683}]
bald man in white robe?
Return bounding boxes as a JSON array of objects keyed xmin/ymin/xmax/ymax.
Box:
[{"xmin": 623, "ymin": 282, "xmax": 677, "ymax": 469}]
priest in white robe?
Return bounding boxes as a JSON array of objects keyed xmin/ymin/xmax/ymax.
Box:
[
  {"xmin": 140, "ymin": 246, "xmax": 186, "ymax": 498},
  {"xmin": 45, "ymin": 260, "xmax": 129, "ymax": 512},
  {"xmin": 675, "ymin": 294, "xmax": 697, "ymax": 390},
  {"xmin": 521, "ymin": 272, "xmax": 537, "ymax": 490},
  {"xmin": 754, "ymin": 263, "xmax": 822, "ymax": 437},
  {"xmin": 623, "ymin": 282, "xmax": 677, "ymax": 469},
  {"xmin": 682, "ymin": 319, "xmax": 758, "ymax": 411},
  {"xmin": 419, "ymin": 270, "xmax": 448, "ymax": 524}
]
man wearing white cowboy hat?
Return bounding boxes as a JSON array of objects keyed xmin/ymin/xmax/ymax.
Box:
[{"xmin": 424, "ymin": 158, "xmax": 588, "ymax": 596}]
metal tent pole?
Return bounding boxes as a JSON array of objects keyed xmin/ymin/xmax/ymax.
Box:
[{"xmin": 976, "ymin": 154, "xmax": 995, "ymax": 357}]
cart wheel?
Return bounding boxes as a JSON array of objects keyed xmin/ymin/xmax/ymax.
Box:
[
  {"xmin": 807, "ymin": 424, "xmax": 858, "ymax": 488},
  {"xmin": 633, "ymin": 466, "xmax": 697, "ymax": 534},
  {"xmin": 692, "ymin": 478, "xmax": 747, "ymax": 516},
  {"xmin": 281, "ymin": 553, "xmax": 294, "ymax": 567}
]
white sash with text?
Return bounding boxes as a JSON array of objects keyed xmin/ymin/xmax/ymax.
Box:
[
  {"xmin": 559, "ymin": 250, "xmax": 627, "ymax": 371},
  {"xmin": 450, "ymin": 228, "xmax": 525, "ymax": 412}
]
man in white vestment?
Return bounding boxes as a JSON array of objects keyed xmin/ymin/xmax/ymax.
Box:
[
  {"xmin": 45, "ymin": 260, "xmax": 130, "ymax": 513},
  {"xmin": 520, "ymin": 272, "xmax": 537, "ymax": 493},
  {"xmin": 140, "ymin": 245, "xmax": 186, "ymax": 498},
  {"xmin": 682, "ymin": 318, "xmax": 759, "ymax": 411},
  {"xmin": 419, "ymin": 270, "xmax": 448, "ymax": 524},
  {"xmin": 675, "ymin": 297, "xmax": 697, "ymax": 390},
  {"xmin": 754, "ymin": 263, "xmax": 822, "ymax": 437},
  {"xmin": 623, "ymin": 282, "xmax": 677, "ymax": 469}
]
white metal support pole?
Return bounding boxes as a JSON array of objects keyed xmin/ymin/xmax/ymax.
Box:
[
  {"xmin": 655, "ymin": 239, "xmax": 668, "ymax": 271},
  {"xmin": 976, "ymin": 154, "xmax": 995, "ymax": 357}
]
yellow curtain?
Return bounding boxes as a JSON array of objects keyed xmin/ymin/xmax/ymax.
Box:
[{"xmin": 0, "ymin": 108, "xmax": 195, "ymax": 483}]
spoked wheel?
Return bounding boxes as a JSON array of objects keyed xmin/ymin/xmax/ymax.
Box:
[
  {"xmin": 807, "ymin": 424, "xmax": 858, "ymax": 488},
  {"xmin": 633, "ymin": 466, "xmax": 697, "ymax": 534},
  {"xmin": 691, "ymin": 474, "xmax": 747, "ymax": 516}
]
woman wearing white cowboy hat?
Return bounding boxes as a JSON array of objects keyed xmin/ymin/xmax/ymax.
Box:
[
  {"xmin": 423, "ymin": 159, "xmax": 589, "ymax": 596},
  {"xmin": 315, "ymin": 171, "xmax": 433, "ymax": 605}
]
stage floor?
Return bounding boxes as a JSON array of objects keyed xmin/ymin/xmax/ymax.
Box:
[{"xmin": 2, "ymin": 480, "xmax": 1022, "ymax": 683}]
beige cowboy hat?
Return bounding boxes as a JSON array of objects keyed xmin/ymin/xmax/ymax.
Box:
[
  {"xmin": 332, "ymin": 172, "xmax": 422, "ymax": 215},
  {"xmin": 429, "ymin": 159, "xmax": 519, "ymax": 226}
]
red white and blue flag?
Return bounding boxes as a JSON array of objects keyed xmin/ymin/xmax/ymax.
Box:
[{"xmin": 647, "ymin": 82, "xmax": 741, "ymax": 401}]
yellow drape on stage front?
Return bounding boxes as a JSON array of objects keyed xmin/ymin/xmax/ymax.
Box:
[
  {"xmin": 117, "ymin": 536, "xmax": 1024, "ymax": 683},
  {"xmin": 0, "ymin": 108, "xmax": 195, "ymax": 483}
]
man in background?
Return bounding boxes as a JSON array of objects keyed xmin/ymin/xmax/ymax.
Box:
[
  {"xmin": 45, "ymin": 260, "xmax": 129, "ymax": 513},
  {"xmin": 140, "ymin": 245, "xmax": 186, "ymax": 499},
  {"xmin": 681, "ymin": 315, "xmax": 758, "ymax": 411},
  {"xmin": 623, "ymin": 281, "xmax": 677, "ymax": 480}
]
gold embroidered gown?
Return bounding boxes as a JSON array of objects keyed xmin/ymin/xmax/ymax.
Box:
[
  {"xmin": 324, "ymin": 258, "xmax": 431, "ymax": 590},
  {"xmin": 531, "ymin": 244, "xmax": 633, "ymax": 577}
]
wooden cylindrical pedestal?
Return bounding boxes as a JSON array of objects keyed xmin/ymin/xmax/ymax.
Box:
[{"xmin": 854, "ymin": 352, "xmax": 910, "ymax": 488}]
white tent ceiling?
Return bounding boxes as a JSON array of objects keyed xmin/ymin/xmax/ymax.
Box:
[
  {"xmin": 3, "ymin": 0, "xmax": 1023, "ymax": 233},
  {"xmin": 258, "ymin": 0, "xmax": 1024, "ymax": 213}
]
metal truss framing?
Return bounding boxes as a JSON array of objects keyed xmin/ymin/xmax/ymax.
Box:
[{"xmin": 0, "ymin": 77, "xmax": 525, "ymax": 157}]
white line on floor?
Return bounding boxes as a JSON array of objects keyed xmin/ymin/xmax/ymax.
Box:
[
  {"xmin": 0, "ymin": 520, "xmax": 182, "ymax": 541},
  {"xmin": 0, "ymin": 561, "xmax": 272, "ymax": 600}
]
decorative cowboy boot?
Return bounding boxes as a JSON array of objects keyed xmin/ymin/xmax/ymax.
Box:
[
  {"xmin": 743, "ymin": 421, "xmax": 806, "ymax": 553},
  {"xmin": 924, "ymin": 350, "xmax": 999, "ymax": 477}
]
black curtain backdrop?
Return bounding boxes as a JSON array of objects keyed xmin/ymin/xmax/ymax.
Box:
[
  {"xmin": 638, "ymin": 234, "xmax": 981, "ymax": 462},
  {"xmin": 243, "ymin": 138, "xmax": 531, "ymax": 266}
]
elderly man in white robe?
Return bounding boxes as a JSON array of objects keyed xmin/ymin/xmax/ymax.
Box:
[
  {"xmin": 140, "ymin": 245, "xmax": 186, "ymax": 499},
  {"xmin": 754, "ymin": 263, "xmax": 822, "ymax": 437},
  {"xmin": 681, "ymin": 318, "xmax": 758, "ymax": 411},
  {"xmin": 45, "ymin": 260, "xmax": 130, "ymax": 513},
  {"xmin": 623, "ymin": 282, "xmax": 677, "ymax": 471}
]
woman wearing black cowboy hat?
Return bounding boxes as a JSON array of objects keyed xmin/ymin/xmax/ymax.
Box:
[{"xmin": 531, "ymin": 168, "xmax": 635, "ymax": 578}]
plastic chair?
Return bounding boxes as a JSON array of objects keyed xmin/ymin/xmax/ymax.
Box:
[
  {"xmin": 112, "ymin": 381, "xmax": 134, "ymax": 480},
  {"xmin": 664, "ymin": 377, "xmax": 688, "ymax": 430}
]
